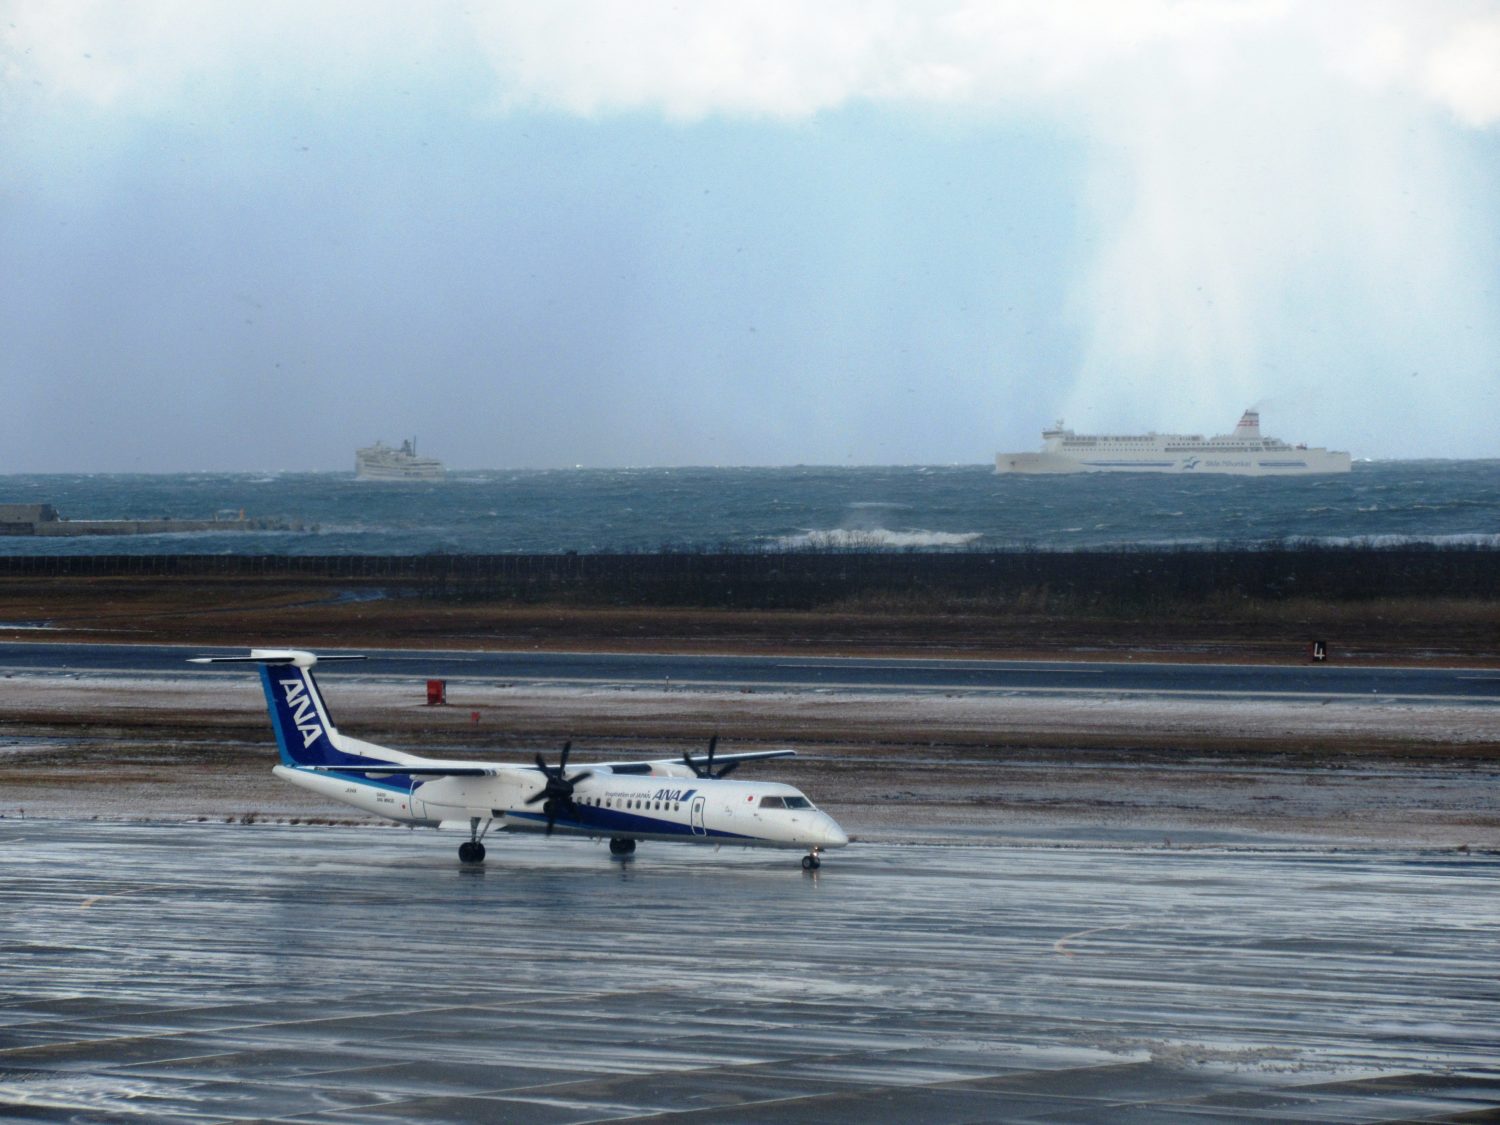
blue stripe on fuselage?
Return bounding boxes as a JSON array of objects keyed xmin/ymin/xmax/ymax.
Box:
[{"xmin": 505, "ymin": 807, "xmax": 753, "ymax": 842}]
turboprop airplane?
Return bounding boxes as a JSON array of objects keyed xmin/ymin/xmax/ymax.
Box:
[{"xmin": 190, "ymin": 649, "xmax": 848, "ymax": 869}]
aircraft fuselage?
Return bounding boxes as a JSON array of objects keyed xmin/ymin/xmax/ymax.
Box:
[{"xmin": 272, "ymin": 763, "xmax": 846, "ymax": 850}]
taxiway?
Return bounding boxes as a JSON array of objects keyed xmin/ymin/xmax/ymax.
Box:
[
  {"xmin": 4, "ymin": 640, "xmax": 1500, "ymax": 703},
  {"xmin": 1, "ymin": 820, "xmax": 1496, "ymax": 1122}
]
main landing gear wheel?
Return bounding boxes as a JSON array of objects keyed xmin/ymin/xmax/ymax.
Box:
[
  {"xmin": 459, "ymin": 815, "xmax": 490, "ymax": 864},
  {"xmin": 609, "ymin": 837, "xmax": 637, "ymax": 856},
  {"xmin": 801, "ymin": 853, "xmax": 822, "ymax": 871},
  {"xmin": 458, "ymin": 840, "xmax": 486, "ymax": 864}
]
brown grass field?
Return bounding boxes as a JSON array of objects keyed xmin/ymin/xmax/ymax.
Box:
[{"xmin": 2, "ymin": 575, "xmax": 1498, "ymax": 664}]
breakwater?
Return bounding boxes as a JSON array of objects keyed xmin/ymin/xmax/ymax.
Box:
[
  {"xmin": 1, "ymin": 545, "xmax": 1494, "ymax": 608},
  {"xmin": 0, "ymin": 503, "xmax": 302, "ymax": 537}
]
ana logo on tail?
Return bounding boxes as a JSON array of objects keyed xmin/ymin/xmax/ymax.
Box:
[{"xmin": 280, "ymin": 678, "xmax": 325, "ymax": 748}]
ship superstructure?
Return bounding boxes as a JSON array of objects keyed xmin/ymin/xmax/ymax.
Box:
[
  {"xmin": 355, "ymin": 438, "xmax": 445, "ymax": 481},
  {"xmin": 995, "ymin": 411, "xmax": 1351, "ymax": 476}
]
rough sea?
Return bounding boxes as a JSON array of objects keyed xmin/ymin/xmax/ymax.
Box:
[{"xmin": 0, "ymin": 461, "xmax": 1496, "ymax": 556}]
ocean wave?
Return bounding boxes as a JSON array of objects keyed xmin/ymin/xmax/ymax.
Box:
[
  {"xmin": 1028, "ymin": 532, "xmax": 1500, "ymax": 552},
  {"xmin": 1305, "ymin": 532, "xmax": 1500, "ymax": 549},
  {"xmin": 771, "ymin": 528, "xmax": 983, "ymax": 550},
  {"xmin": 4, "ymin": 462, "xmax": 1495, "ymax": 557}
]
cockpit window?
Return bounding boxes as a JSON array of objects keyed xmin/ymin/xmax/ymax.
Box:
[
  {"xmin": 784, "ymin": 796, "xmax": 813, "ymax": 809},
  {"xmin": 758, "ymin": 796, "xmax": 786, "ymax": 809}
]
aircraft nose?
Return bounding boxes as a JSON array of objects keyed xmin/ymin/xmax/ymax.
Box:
[{"xmin": 821, "ymin": 815, "xmax": 849, "ymax": 848}]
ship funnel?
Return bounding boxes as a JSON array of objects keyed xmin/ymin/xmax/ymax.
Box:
[{"xmin": 1233, "ymin": 410, "xmax": 1261, "ymax": 438}]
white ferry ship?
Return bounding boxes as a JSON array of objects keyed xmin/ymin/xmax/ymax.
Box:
[
  {"xmin": 355, "ymin": 438, "xmax": 445, "ymax": 481},
  {"xmin": 995, "ymin": 410, "xmax": 1351, "ymax": 476}
]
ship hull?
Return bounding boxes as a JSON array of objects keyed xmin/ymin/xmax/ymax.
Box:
[
  {"xmin": 355, "ymin": 462, "xmax": 444, "ymax": 481},
  {"xmin": 995, "ymin": 450, "xmax": 1352, "ymax": 475}
]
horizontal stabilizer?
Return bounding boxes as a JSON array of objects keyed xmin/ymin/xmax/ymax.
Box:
[{"xmin": 189, "ymin": 649, "xmax": 366, "ymax": 669}]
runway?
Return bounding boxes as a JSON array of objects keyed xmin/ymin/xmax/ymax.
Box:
[
  {"xmin": 2, "ymin": 820, "xmax": 1497, "ymax": 1122},
  {"xmin": 4, "ymin": 640, "xmax": 1500, "ymax": 704}
]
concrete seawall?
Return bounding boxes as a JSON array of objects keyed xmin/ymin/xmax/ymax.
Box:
[
  {"xmin": 0, "ymin": 503, "xmax": 300, "ymax": 536},
  {"xmin": 14, "ymin": 516, "xmax": 297, "ymax": 536}
]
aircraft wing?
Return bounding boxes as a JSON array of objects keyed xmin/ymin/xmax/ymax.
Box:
[
  {"xmin": 600, "ymin": 748, "xmax": 797, "ymax": 775},
  {"xmin": 299, "ymin": 762, "xmax": 501, "ymax": 777},
  {"xmin": 310, "ymin": 753, "xmax": 804, "ymax": 780},
  {"xmin": 297, "ymin": 750, "xmax": 797, "ymax": 778}
]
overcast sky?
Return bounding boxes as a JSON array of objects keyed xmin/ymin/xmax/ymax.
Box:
[{"xmin": 4, "ymin": 2, "xmax": 1498, "ymax": 470}]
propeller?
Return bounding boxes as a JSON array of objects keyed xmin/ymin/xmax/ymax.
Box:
[
  {"xmin": 524, "ymin": 741, "xmax": 593, "ymax": 835},
  {"xmin": 683, "ymin": 734, "xmax": 740, "ymax": 779}
]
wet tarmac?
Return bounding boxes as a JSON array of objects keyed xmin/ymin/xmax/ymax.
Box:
[{"xmin": 1, "ymin": 821, "xmax": 1497, "ymax": 1122}]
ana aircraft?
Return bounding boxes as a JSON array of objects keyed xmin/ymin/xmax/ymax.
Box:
[{"xmin": 191, "ymin": 649, "xmax": 848, "ymax": 869}]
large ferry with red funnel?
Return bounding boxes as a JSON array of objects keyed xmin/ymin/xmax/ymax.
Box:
[{"xmin": 995, "ymin": 410, "xmax": 1351, "ymax": 476}]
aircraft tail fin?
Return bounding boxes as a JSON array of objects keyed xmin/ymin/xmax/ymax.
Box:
[{"xmin": 190, "ymin": 649, "xmax": 368, "ymax": 768}]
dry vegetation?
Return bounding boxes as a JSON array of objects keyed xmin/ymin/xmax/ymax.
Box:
[{"xmin": 2, "ymin": 576, "xmax": 1498, "ymax": 665}]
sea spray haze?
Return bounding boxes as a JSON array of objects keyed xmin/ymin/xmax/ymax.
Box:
[
  {"xmin": 0, "ymin": 462, "xmax": 1495, "ymax": 556},
  {"xmin": 3, "ymin": 7, "xmax": 1497, "ymax": 473}
]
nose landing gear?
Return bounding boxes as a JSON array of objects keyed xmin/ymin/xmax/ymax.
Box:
[{"xmin": 801, "ymin": 848, "xmax": 822, "ymax": 871}]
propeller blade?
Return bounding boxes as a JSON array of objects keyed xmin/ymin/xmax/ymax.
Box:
[
  {"xmin": 716, "ymin": 760, "xmax": 741, "ymax": 779},
  {"xmin": 526, "ymin": 743, "xmax": 588, "ymax": 827},
  {"xmin": 684, "ymin": 735, "xmax": 723, "ymax": 778}
]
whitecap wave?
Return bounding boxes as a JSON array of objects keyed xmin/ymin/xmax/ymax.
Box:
[{"xmin": 771, "ymin": 528, "xmax": 983, "ymax": 550}]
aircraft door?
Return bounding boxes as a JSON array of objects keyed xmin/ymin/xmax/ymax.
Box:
[
  {"xmin": 408, "ymin": 778, "xmax": 428, "ymax": 821},
  {"xmin": 690, "ymin": 795, "xmax": 707, "ymax": 836}
]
